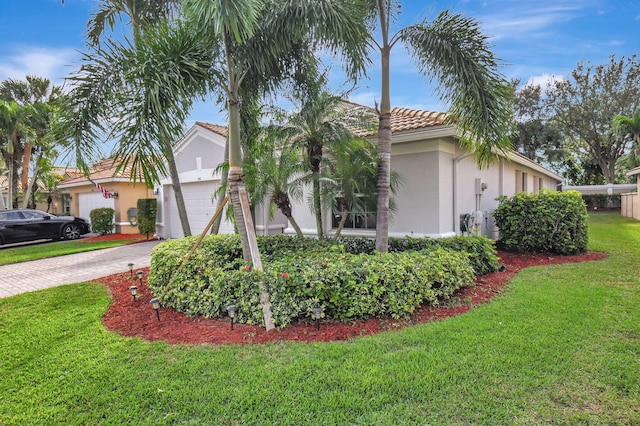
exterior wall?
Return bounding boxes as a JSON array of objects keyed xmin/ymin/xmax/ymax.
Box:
[
  {"xmin": 61, "ymin": 181, "xmax": 153, "ymax": 234},
  {"xmin": 621, "ymin": 193, "xmax": 640, "ymax": 220},
  {"xmin": 174, "ymin": 132, "xmax": 225, "ymax": 172}
]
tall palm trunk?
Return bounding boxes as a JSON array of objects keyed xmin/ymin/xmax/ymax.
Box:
[
  {"xmin": 225, "ymin": 39, "xmax": 274, "ymax": 330},
  {"xmin": 160, "ymin": 131, "xmax": 191, "ymax": 236},
  {"xmin": 21, "ymin": 143, "xmax": 32, "ymax": 198},
  {"xmin": 21, "ymin": 146, "xmax": 43, "ymax": 209},
  {"xmin": 375, "ymin": 3, "xmax": 392, "ymax": 253},
  {"xmin": 334, "ymin": 207, "xmax": 349, "ymax": 239},
  {"xmin": 274, "ymin": 192, "xmax": 303, "ymax": 236},
  {"xmin": 308, "ymin": 142, "xmax": 324, "ymax": 238}
]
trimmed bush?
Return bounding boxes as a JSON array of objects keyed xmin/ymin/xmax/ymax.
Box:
[
  {"xmin": 89, "ymin": 208, "xmax": 115, "ymax": 235},
  {"xmin": 493, "ymin": 189, "xmax": 588, "ymax": 254},
  {"xmin": 136, "ymin": 198, "xmax": 157, "ymax": 239},
  {"xmin": 148, "ymin": 236, "xmax": 475, "ymax": 328}
]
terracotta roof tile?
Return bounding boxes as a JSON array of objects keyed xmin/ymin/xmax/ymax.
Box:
[
  {"xmin": 348, "ymin": 105, "xmax": 449, "ymax": 137},
  {"xmin": 195, "ymin": 122, "xmax": 228, "ymax": 137},
  {"xmin": 58, "ymin": 158, "xmax": 146, "ymax": 185}
]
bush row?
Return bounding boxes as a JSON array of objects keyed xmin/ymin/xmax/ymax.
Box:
[
  {"xmin": 493, "ymin": 189, "xmax": 588, "ymax": 255},
  {"xmin": 148, "ymin": 241, "xmax": 475, "ymax": 328}
]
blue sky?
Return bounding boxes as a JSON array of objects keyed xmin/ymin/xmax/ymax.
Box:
[{"xmin": 1, "ymin": 0, "xmax": 638, "ymax": 130}]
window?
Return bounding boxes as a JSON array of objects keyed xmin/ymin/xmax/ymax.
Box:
[
  {"xmin": 332, "ymin": 197, "xmax": 376, "ymax": 230},
  {"xmin": 521, "ymin": 172, "xmax": 528, "ymax": 192}
]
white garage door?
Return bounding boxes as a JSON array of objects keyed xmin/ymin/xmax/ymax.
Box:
[
  {"xmin": 168, "ymin": 181, "xmax": 234, "ymax": 238},
  {"xmin": 79, "ymin": 192, "xmax": 115, "ymax": 225}
]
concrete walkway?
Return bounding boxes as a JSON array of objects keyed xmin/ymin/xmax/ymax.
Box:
[{"xmin": 0, "ymin": 240, "xmax": 161, "ymax": 299}]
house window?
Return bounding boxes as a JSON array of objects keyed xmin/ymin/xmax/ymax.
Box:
[
  {"xmin": 331, "ymin": 197, "xmax": 376, "ymax": 230},
  {"xmin": 521, "ymin": 172, "xmax": 528, "ymax": 192},
  {"xmin": 539, "ymin": 177, "xmax": 544, "ymax": 191}
]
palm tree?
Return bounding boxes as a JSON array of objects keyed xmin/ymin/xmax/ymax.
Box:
[
  {"xmin": 323, "ymin": 137, "xmax": 402, "ymax": 238},
  {"xmin": 274, "ymin": 83, "xmax": 359, "ymax": 239},
  {"xmin": 61, "ymin": 2, "xmax": 204, "ymax": 237},
  {"xmin": 365, "ymin": 2, "xmax": 513, "ymax": 252},
  {"xmin": 86, "ymin": 0, "xmax": 179, "ymax": 45},
  {"xmin": 181, "ymin": 0, "xmax": 369, "ymax": 330},
  {"xmin": 253, "ymin": 142, "xmax": 306, "ymax": 236},
  {"xmin": 613, "ymin": 109, "xmax": 640, "ymax": 163}
]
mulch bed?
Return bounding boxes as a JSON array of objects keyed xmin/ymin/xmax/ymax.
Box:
[
  {"xmin": 94, "ymin": 250, "xmax": 607, "ymax": 345},
  {"xmin": 82, "ymin": 233, "xmax": 157, "ymax": 243}
]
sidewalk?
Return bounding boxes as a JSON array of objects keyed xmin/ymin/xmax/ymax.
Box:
[{"xmin": 0, "ymin": 240, "xmax": 160, "ymax": 299}]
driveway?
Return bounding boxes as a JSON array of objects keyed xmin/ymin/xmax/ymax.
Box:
[{"xmin": 0, "ymin": 240, "xmax": 161, "ymax": 299}]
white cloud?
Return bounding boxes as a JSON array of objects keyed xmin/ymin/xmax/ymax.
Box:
[
  {"xmin": 0, "ymin": 46, "xmax": 79, "ymax": 84},
  {"xmin": 525, "ymin": 74, "xmax": 564, "ymax": 90}
]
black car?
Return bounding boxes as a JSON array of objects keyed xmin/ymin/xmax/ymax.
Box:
[{"xmin": 0, "ymin": 209, "xmax": 90, "ymax": 245}]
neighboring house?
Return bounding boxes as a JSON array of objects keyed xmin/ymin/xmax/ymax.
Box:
[
  {"xmin": 0, "ymin": 166, "xmax": 79, "ymax": 212},
  {"xmin": 57, "ymin": 159, "xmax": 153, "ymax": 234},
  {"xmin": 621, "ymin": 166, "xmax": 640, "ymax": 220},
  {"xmin": 289, "ymin": 106, "xmax": 563, "ymax": 240},
  {"xmin": 154, "ymin": 122, "xmax": 287, "ymax": 239}
]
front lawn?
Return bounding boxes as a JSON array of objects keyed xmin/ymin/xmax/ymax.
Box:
[
  {"xmin": 0, "ymin": 212, "xmax": 638, "ymax": 424},
  {"xmin": 0, "ymin": 238, "xmax": 143, "ymax": 265}
]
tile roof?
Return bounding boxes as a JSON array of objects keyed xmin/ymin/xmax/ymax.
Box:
[
  {"xmin": 347, "ymin": 105, "xmax": 449, "ymax": 137},
  {"xmin": 58, "ymin": 158, "xmax": 146, "ymax": 185},
  {"xmin": 195, "ymin": 122, "xmax": 228, "ymax": 137}
]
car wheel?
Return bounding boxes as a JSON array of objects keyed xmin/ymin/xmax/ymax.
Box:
[{"xmin": 62, "ymin": 223, "xmax": 82, "ymax": 240}]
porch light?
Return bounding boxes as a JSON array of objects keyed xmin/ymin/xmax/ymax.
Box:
[
  {"xmin": 128, "ymin": 262, "xmax": 134, "ymax": 277},
  {"xmin": 312, "ymin": 306, "xmax": 324, "ymax": 331},
  {"xmin": 226, "ymin": 305, "xmax": 237, "ymax": 330},
  {"xmin": 129, "ymin": 285, "xmax": 138, "ymax": 300},
  {"xmin": 150, "ymin": 298, "xmax": 160, "ymax": 321},
  {"xmin": 136, "ymin": 270, "xmax": 144, "ymax": 285}
]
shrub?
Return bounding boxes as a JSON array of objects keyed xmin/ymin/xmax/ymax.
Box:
[
  {"xmin": 89, "ymin": 208, "xmax": 115, "ymax": 235},
  {"xmin": 136, "ymin": 198, "xmax": 157, "ymax": 239},
  {"xmin": 493, "ymin": 189, "xmax": 588, "ymax": 254},
  {"xmin": 148, "ymin": 236, "xmax": 475, "ymax": 328}
]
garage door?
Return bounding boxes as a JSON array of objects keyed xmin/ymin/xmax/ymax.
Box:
[
  {"xmin": 168, "ymin": 181, "xmax": 234, "ymax": 238},
  {"xmin": 78, "ymin": 192, "xmax": 115, "ymax": 225}
]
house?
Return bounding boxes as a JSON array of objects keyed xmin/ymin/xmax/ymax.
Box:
[
  {"xmin": 57, "ymin": 159, "xmax": 153, "ymax": 234},
  {"xmin": 288, "ymin": 107, "xmax": 563, "ymax": 240},
  {"xmin": 158, "ymin": 109, "xmax": 562, "ymax": 241},
  {"xmin": 154, "ymin": 122, "xmax": 287, "ymax": 239},
  {"xmin": 1, "ymin": 166, "xmax": 80, "ymax": 213},
  {"xmin": 621, "ymin": 166, "xmax": 640, "ymax": 220}
]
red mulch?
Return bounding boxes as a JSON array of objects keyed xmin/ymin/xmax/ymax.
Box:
[
  {"xmin": 82, "ymin": 233, "xmax": 157, "ymax": 243},
  {"xmin": 95, "ymin": 250, "xmax": 607, "ymax": 345}
]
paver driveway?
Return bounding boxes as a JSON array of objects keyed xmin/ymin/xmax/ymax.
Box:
[{"xmin": 0, "ymin": 240, "xmax": 160, "ymax": 299}]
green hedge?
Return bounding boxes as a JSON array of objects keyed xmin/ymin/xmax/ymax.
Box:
[
  {"xmin": 89, "ymin": 208, "xmax": 114, "ymax": 235},
  {"xmin": 148, "ymin": 236, "xmax": 477, "ymax": 328},
  {"xmin": 493, "ymin": 189, "xmax": 588, "ymax": 254},
  {"xmin": 136, "ymin": 198, "xmax": 157, "ymax": 238}
]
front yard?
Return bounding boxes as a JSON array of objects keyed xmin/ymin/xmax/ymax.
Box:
[{"xmin": 0, "ymin": 213, "xmax": 638, "ymax": 424}]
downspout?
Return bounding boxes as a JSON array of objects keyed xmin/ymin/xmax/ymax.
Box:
[{"xmin": 453, "ymin": 151, "xmax": 474, "ymax": 234}]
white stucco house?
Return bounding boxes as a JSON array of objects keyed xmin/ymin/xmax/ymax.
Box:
[
  {"xmin": 157, "ymin": 108, "xmax": 562, "ymax": 240},
  {"xmin": 154, "ymin": 122, "xmax": 287, "ymax": 239},
  {"xmin": 289, "ymin": 107, "xmax": 563, "ymax": 240}
]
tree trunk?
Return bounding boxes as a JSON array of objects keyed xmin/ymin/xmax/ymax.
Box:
[
  {"xmin": 227, "ymin": 78, "xmax": 275, "ymax": 331},
  {"xmin": 375, "ymin": 37, "xmax": 392, "ymax": 253},
  {"xmin": 21, "ymin": 147, "xmax": 43, "ymax": 209},
  {"xmin": 312, "ymin": 170, "xmax": 323, "ymax": 238},
  {"xmin": 274, "ymin": 193, "xmax": 302, "ymax": 236},
  {"xmin": 334, "ymin": 207, "xmax": 349, "ymax": 239},
  {"xmin": 161, "ymin": 137, "xmax": 191, "ymax": 236},
  {"xmin": 21, "ymin": 143, "xmax": 32, "ymax": 197}
]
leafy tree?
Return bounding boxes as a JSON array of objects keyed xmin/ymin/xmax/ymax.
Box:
[
  {"xmin": 363, "ymin": 2, "xmax": 513, "ymax": 252},
  {"xmin": 511, "ymin": 83, "xmax": 564, "ymax": 171},
  {"xmin": 546, "ymin": 55, "xmax": 640, "ymax": 183},
  {"xmin": 613, "ymin": 109, "xmax": 640, "ymax": 170}
]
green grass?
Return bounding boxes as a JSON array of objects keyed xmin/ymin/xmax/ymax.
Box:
[
  {"xmin": 0, "ymin": 212, "xmax": 638, "ymax": 424},
  {"xmin": 0, "ymin": 239, "xmax": 139, "ymax": 265}
]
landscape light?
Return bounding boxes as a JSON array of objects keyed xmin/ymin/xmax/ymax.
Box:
[
  {"xmin": 136, "ymin": 270, "xmax": 144, "ymax": 285},
  {"xmin": 226, "ymin": 305, "xmax": 237, "ymax": 330},
  {"xmin": 150, "ymin": 298, "xmax": 160, "ymax": 321},
  {"xmin": 312, "ymin": 306, "xmax": 324, "ymax": 331},
  {"xmin": 128, "ymin": 263, "xmax": 134, "ymax": 277},
  {"xmin": 129, "ymin": 285, "xmax": 138, "ymax": 300}
]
